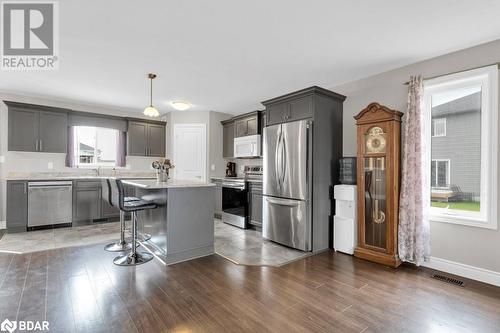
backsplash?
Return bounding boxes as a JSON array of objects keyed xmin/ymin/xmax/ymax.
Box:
[{"xmin": 226, "ymin": 158, "xmax": 263, "ymax": 176}]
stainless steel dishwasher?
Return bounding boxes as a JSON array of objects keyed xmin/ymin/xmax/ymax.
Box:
[{"xmin": 28, "ymin": 181, "xmax": 73, "ymax": 227}]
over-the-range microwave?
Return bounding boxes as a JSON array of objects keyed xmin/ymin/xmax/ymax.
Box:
[{"xmin": 234, "ymin": 134, "xmax": 261, "ymax": 158}]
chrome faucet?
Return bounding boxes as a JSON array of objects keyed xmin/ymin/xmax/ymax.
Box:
[{"xmin": 94, "ymin": 167, "xmax": 101, "ymax": 177}]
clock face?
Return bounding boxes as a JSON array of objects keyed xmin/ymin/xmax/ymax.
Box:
[{"xmin": 365, "ymin": 127, "xmax": 386, "ymax": 153}]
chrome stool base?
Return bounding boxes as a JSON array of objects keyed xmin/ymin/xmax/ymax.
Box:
[
  {"xmin": 104, "ymin": 241, "xmax": 133, "ymax": 252},
  {"xmin": 113, "ymin": 252, "xmax": 154, "ymax": 266},
  {"xmin": 137, "ymin": 233, "xmax": 152, "ymax": 242}
]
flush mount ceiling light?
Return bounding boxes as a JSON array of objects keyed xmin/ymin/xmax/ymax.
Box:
[
  {"xmin": 143, "ymin": 73, "xmax": 160, "ymax": 117},
  {"xmin": 171, "ymin": 100, "xmax": 192, "ymax": 111}
]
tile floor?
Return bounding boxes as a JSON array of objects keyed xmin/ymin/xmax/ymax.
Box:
[
  {"xmin": 0, "ymin": 219, "xmax": 310, "ymax": 267},
  {"xmin": 0, "ymin": 222, "xmax": 121, "ymax": 254},
  {"xmin": 214, "ymin": 219, "xmax": 311, "ymax": 266}
]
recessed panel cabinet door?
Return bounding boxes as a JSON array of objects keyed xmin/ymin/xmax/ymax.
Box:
[
  {"xmin": 39, "ymin": 111, "xmax": 68, "ymax": 153},
  {"xmin": 147, "ymin": 124, "xmax": 166, "ymax": 157},
  {"xmin": 73, "ymin": 187, "xmax": 102, "ymax": 224},
  {"xmin": 127, "ymin": 122, "xmax": 148, "ymax": 156},
  {"xmin": 266, "ymin": 103, "xmax": 288, "ymax": 126},
  {"xmin": 8, "ymin": 109, "xmax": 39, "ymax": 152},
  {"xmin": 289, "ymin": 95, "xmax": 313, "ymax": 122},
  {"xmin": 6, "ymin": 181, "xmax": 28, "ymax": 233}
]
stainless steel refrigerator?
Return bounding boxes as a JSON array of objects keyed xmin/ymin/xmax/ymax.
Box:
[{"xmin": 263, "ymin": 119, "xmax": 312, "ymax": 251}]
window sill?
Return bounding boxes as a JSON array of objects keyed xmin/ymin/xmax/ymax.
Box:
[{"xmin": 431, "ymin": 213, "xmax": 497, "ymax": 230}]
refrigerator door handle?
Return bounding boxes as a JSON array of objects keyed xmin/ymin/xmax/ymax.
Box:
[
  {"xmin": 281, "ymin": 129, "xmax": 287, "ymax": 191},
  {"xmin": 275, "ymin": 126, "xmax": 283, "ymax": 191},
  {"xmin": 266, "ymin": 197, "xmax": 300, "ymax": 207}
]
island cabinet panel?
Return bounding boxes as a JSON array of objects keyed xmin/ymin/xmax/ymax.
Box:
[
  {"xmin": 6, "ymin": 181, "xmax": 28, "ymax": 233},
  {"xmin": 222, "ymin": 121, "xmax": 235, "ymax": 158},
  {"xmin": 72, "ymin": 181, "xmax": 102, "ymax": 225},
  {"xmin": 212, "ymin": 179, "xmax": 223, "ymax": 219},
  {"xmin": 127, "ymin": 120, "xmax": 166, "ymax": 157},
  {"xmin": 38, "ymin": 111, "xmax": 68, "ymax": 153},
  {"xmin": 7, "ymin": 102, "xmax": 68, "ymax": 153}
]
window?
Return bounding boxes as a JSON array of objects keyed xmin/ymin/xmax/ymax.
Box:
[
  {"xmin": 424, "ymin": 65, "xmax": 498, "ymax": 229},
  {"xmin": 432, "ymin": 118, "xmax": 446, "ymax": 137},
  {"xmin": 431, "ymin": 160, "xmax": 450, "ymax": 188},
  {"xmin": 75, "ymin": 126, "xmax": 119, "ymax": 167}
]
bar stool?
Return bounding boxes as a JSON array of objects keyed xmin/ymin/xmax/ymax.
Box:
[
  {"xmin": 102, "ymin": 179, "xmax": 140, "ymax": 252},
  {"xmin": 109, "ymin": 179, "xmax": 158, "ymax": 266}
]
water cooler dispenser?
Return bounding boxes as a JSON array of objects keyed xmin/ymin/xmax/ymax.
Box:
[{"xmin": 333, "ymin": 184, "xmax": 357, "ymax": 255}]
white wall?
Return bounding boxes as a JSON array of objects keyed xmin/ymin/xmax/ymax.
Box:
[
  {"xmin": 0, "ymin": 92, "xmax": 162, "ymax": 224},
  {"xmin": 331, "ymin": 39, "xmax": 500, "ymax": 275}
]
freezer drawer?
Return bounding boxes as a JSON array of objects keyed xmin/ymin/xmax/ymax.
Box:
[{"xmin": 263, "ymin": 196, "xmax": 311, "ymax": 251}]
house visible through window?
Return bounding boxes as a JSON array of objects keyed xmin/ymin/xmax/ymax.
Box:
[
  {"xmin": 431, "ymin": 118, "xmax": 446, "ymax": 137},
  {"xmin": 75, "ymin": 126, "xmax": 118, "ymax": 167},
  {"xmin": 424, "ymin": 65, "xmax": 498, "ymax": 229}
]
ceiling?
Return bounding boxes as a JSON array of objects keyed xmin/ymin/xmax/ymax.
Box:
[{"xmin": 2, "ymin": 0, "xmax": 500, "ymax": 115}]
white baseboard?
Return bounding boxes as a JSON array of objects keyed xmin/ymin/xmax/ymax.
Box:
[
  {"xmin": 423, "ymin": 256, "xmax": 500, "ymax": 287},
  {"xmin": 0, "ymin": 220, "xmax": 5, "ymax": 230}
]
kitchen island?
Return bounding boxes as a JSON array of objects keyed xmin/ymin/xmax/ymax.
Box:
[{"xmin": 121, "ymin": 179, "xmax": 215, "ymax": 265}]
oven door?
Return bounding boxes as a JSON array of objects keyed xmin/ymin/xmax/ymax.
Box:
[{"xmin": 222, "ymin": 185, "xmax": 248, "ymax": 228}]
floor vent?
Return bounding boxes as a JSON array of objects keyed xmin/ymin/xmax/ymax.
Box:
[{"xmin": 431, "ymin": 274, "xmax": 465, "ymax": 287}]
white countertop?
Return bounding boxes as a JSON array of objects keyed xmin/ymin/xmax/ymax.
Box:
[
  {"xmin": 6, "ymin": 173, "xmax": 157, "ymax": 181},
  {"xmin": 122, "ymin": 179, "xmax": 215, "ymax": 189}
]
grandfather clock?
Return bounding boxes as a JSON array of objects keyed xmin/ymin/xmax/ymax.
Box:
[{"xmin": 353, "ymin": 103, "xmax": 403, "ymax": 268}]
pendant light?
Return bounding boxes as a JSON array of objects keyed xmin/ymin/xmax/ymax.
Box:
[{"xmin": 143, "ymin": 73, "xmax": 160, "ymax": 117}]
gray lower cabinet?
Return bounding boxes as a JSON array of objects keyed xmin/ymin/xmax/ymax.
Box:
[
  {"xmin": 249, "ymin": 182, "xmax": 263, "ymax": 227},
  {"xmin": 6, "ymin": 102, "xmax": 68, "ymax": 153},
  {"xmin": 6, "ymin": 181, "xmax": 28, "ymax": 233},
  {"xmin": 127, "ymin": 120, "xmax": 166, "ymax": 157},
  {"xmin": 72, "ymin": 181, "xmax": 102, "ymax": 225}
]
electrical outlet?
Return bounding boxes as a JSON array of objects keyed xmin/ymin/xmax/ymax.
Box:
[
  {"xmin": 0, "ymin": 156, "xmax": 4, "ymax": 163},
  {"xmin": 47, "ymin": 162, "xmax": 54, "ymax": 169},
  {"xmin": 211, "ymin": 164, "xmax": 216, "ymax": 171}
]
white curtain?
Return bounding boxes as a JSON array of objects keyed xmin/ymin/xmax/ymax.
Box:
[{"xmin": 398, "ymin": 75, "xmax": 431, "ymax": 265}]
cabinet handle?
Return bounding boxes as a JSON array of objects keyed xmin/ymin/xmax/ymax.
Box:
[
  {"xmin": 39, "ymin": 140, "xmax": 43, "ymax": 151},
  {"xmin": 24, "ymin": 183, "xmax": 27, "ymax": 194},
  {"xmin": 35, "ymin": 140, "xmax": 38, "ymax": 151}
]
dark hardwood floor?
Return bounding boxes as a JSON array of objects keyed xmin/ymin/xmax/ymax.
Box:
[{"xmin": 0, "ymin": 244, "xmax": 499, "ymax": 333}]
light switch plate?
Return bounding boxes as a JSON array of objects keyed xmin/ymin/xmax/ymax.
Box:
[
  {"xmin": 0, "ymin": 156, "xmax": 4, "ymax": 163},
  {"xmin": 211, "ymin": 164, "xmax": 215, "ymax": 171},
  {"xmin": 47, "ymin": 162, "xmax": 54, "ymax": 169}
]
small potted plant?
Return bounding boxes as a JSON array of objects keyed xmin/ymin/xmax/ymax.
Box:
[{"xmin": 152, "ymin": 159, "xmax": 175, "ymax": 182}]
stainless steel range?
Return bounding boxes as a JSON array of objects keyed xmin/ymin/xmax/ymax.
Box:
[{"xmin": 222, "ymin": 166, "xmax": 263, "ymax": 229}]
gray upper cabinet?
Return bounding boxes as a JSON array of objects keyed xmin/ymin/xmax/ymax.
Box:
[
  {"xmin": 38, "ymin": 111, "xmax": 68, "ymax": 153},
  {"xmin": 127, "ymin": 120, "xmax": 166, "ymax": 157},
  {"xmin": 264, "ymin": 95, "xmax": 313, "ymax": 126},
  {"xmin": 234, "ymin": 113, "xmax": 259, "ymax": 137},
  {"xmin": 127, "ymin": 121, "xmax": 148, "ymax": 156},
  {"xmin": 147, "ymin": 123, "xmax": 166, "ymax": 157},
  {"xmin": 6, "ymin": 181, "xmax": 28, "ymax": 233},
  {"xmin": 222, "ymin": 121, "xmax": 235, "ymax": 158},
  {"xmin": 8, "ymin": 108, "xmax": 39, "ymax": 152},
  {"xmin": 6, "ymin": 102, "xmax": 68, "ymax": 153}
]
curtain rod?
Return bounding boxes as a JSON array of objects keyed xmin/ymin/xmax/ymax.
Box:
[{"xmin": 403, "ymin": 62, "xmax": 500, "ymax": 85}]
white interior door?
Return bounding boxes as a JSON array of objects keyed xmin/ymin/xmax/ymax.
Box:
[{"xmin": 173, "ymin": 124, "xmax": 207, "ymax": 181}]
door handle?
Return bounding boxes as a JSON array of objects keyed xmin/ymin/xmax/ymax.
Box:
[
  {"xmin": 39, "ymin": 140, "xmax": 43, "ymax": 151},
  {"xmin": 266, "ymin": 197, "xmax": 299, "ymax": 207}
]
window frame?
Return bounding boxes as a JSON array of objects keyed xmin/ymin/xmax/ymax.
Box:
[
  {"xmin": 431, "ymin": 118, "xmax": 447, "ymax": 137},
  {"xmin": 431, "ymin": 159, "xmax": 450, "ymax": 188},
  {"xmin": 424, "ymin": 65, "xmax": 498, "ymax": 229},
  {"xmin": 74, "ymin": 126, "xmax": 119, "ymax": 168}
]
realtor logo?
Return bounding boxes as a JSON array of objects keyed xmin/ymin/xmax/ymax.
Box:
[
  {"xmin": 1, "ymin": 1, "xmax": 59, "ymax": 70},
  {"xmin": 0, "ymin": 319, "xmax": 16, "ymax": 333}
]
